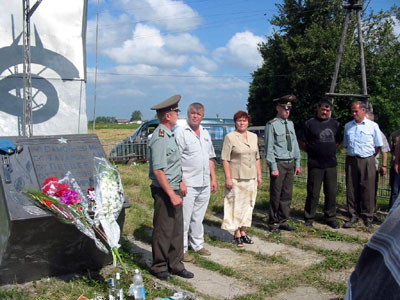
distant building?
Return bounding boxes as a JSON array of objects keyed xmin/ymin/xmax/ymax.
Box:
[{"xmin": 116, "ymin": 119, "xmax": 130, "ymax": 124}]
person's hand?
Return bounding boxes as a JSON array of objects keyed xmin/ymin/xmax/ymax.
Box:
[
  {"xmin": 225, "ymin": 178, "xmax": 233, "ymax": 190},
  {"xmin": 395, "ymin": 163, "xmax": 399, "ymax": 174},
  {"xmin": 257, "ymin": 176, "xmax": 263, "ymax": 187},
  {"xmin": 271, "ymin": 170, "xmax": 279, "ymax": 177},
  {"xmin": 379, "ymin": 166, "xmax": 387, "ymax": 176},
  {"xmin": 211, "ymin": 178, "xmax": 218, "ymax": 193},
  {"xmin": 294, "ymin": 168, "xmax": 301, "ymax": 175},
  {"xmin": 180, "ymin": 181, "xmax": 187, "ymax": 196},
  {"xmin": 170, "ymin": 193, "xmax": 183, "ymax": 207}
]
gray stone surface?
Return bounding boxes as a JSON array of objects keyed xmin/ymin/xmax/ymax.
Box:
[
  {"xmin": 270, "ymin": 286, "xmax": 337, "ymax": 300},
  {"xmin": 300, "ymin": 238, "xmax": 362, "ymax": 253}
]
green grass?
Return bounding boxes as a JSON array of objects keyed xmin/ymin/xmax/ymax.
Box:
[
  {"xmin": 88, "ymin": 122, "xmax": 141, "ymax": 130},
  {"xmin": 1, "ymin": 132, "xmax": 383, "ymax": 299}
]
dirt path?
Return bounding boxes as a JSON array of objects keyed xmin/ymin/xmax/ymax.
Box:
[{"xmin": 128, "ymin": 213, "xmax": 373, "ymax": 300}]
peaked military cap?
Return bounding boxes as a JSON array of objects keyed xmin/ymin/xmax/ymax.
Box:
[
  {"xmin": 151, "ymin": 94, "xmax": 181, "ymax": 112},
  {"xmin": 273, "ymin": 94, "xmax": 296, "ymax": 110}
]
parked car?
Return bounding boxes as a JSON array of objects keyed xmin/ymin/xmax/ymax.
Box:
[
  {"xmin": 248, "ymin": 125, "xmax": 266, "ymax": 159},
  {"xmin": 109, "ymin": 118, "xmax": 235, "ymax": 163}
]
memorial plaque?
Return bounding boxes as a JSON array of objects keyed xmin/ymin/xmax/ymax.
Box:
[{"xmin": 0, "ymin": 134, "xmax": 127, "ymax": 285}]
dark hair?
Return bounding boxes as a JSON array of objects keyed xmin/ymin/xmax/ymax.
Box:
[
  {"xmin": 233, "ymin": 110, "xmax": 251, "ymax": 123},
  {"xmin": 318, "ymin": 99, "xmax": 332, "ymax": 108}
]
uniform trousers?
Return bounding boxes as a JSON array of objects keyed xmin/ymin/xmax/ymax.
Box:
[
  {"xmin": 345, "ymin": 156, "xmax": 376, "ymax": 222},
  {"xmin": 150, "ymin": 185, "xmax": 184, "ymax": 274},
  {"xmin": 304, "ymin": 166, "xmax": 337, "ymax": 222},
  {"xmin": 269, "ymin": 161, "xmax": 294, "ymax": 228},
  {"xmin": 183, "ymin": 185, "xmax": 210, "ymax": 252}
]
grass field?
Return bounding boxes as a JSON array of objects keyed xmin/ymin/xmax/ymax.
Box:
[{"xmin": 0, "ymin": 128, "xmax": 386, "ymax": 300}]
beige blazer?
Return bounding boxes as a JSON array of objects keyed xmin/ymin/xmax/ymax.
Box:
[{"xmin": 221, "ymin": 130, "xmax": 260, "ymax": 179}]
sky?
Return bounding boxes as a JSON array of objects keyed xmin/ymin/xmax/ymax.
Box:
[{"xmin": 85, "ymin": 0, "xmax": 399, "ymax": 121}]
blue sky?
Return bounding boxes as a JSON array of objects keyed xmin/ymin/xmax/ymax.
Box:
[{"xmin": 85, "ymin": 0, "xmax": 399, "ymax": 121}]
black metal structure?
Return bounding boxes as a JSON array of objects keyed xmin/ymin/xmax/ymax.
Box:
[
  {"xmin": 327, "ymin": 0, "xmax": 370, "ymax": 101},
  {"xmin": 0, "ymin": 134, "xmax": 126, "ymax": 285}
]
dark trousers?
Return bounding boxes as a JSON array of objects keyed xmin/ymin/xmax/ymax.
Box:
[
  {"xmin": 269, "ymin": 161, "xmax": 294, "ymax": 228},
  {"xmin": 304, "ymin": 166, "xmax": 337, "ymax": 222},
  {"xmin": 389, "ymin": 166, "xmax": 400, "ymax": 210},
  {"xmin": 150, "ymin": 185, "xmax": 184, "ymax": 274},
  {"xmin": 345, "ymin": 156, "xmax": 376, "ymax": 222}
]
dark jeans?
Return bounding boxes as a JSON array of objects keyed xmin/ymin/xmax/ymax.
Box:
[
  {"xmin": 389, "ymin": 166, "xmax": 400, "ymax": 210},
  {"xmin": 345, "ymin": 156, "xmax": 376, "ymax": 222},
  {"xmin": 304, "ymin": 166, "xmax": 337, "ymax": 222},
  {"xmin": 150, "ymin": 185, "xmax": 184, "ymax": 274},
  {"xmin": 269, "ymin": 161, "xmax": 294, "ymax": 228}
]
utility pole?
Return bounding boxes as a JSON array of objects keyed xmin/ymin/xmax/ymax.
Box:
[
  {"xmin": 22, "ymin": 0, "xmax": 43, "ymax": 137},
  {"xmin": 326, "ymin": 0, "xmax": 369, "ymax": 105}
]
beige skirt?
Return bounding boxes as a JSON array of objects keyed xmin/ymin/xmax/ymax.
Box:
[{"xmin": 221, "ymin": 178, "xmax": 258, "ymax": 232}]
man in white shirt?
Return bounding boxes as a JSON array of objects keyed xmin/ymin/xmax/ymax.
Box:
[
  {"xmin": 175, "ymin": 103, "xmax": 218, "ymax": 262},
  {"xmin": 343, "ymin": 101, "xmax": 383, "ymax": 229}
]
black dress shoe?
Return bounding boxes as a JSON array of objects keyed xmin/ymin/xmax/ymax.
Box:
[
  {"xmin": 172, "ymin": 269, "xmax": 194, "ymax": 279},
  {"xmin": 326, "ymin": 219, "xmax": 339, "ymax": 229},
  {"xmin": 364, "ymin": 219, "xmax": 373, "ymax": 230},
  {"xmin": 279, "ymin": 223, "xmax": 296, "ymax": 231},
  {"xmin": 150, "ymin": 270, "xmax": 171, "ymax": 281},
  {"xmin": 343, "ymin": 218, "xmax": 359, "ymax": 228},
  {"xmin": 304, "ymin": 220, "xmax": 313, "ymax": 227}
]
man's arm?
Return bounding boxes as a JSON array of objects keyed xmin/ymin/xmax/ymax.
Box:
[
  {"xmin": 153, "ymin": 169, "xmax": 182, "ymax": 206},
  {"xmin": 395, "ymin": 142, "xmax": 400, "ymax": 173},
  {"xmin": 265, "ymin": 123, "xmax": 278, "ymax": 176},
  {"xmin": 209, "ymin": 159, "xmax": 217, "ymax": 193}
]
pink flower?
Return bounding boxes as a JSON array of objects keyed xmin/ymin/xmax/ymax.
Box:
[{"xmin": 60, "ymin": 190, "xmax": 81, "ymax": 205}]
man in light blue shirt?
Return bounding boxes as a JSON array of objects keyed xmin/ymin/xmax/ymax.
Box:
[{"xmin": 343, "ymin": 101, "xmax": 383, "ymax": 229}]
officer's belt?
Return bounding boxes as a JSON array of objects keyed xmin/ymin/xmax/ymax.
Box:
[
  {"xmin": 276, "ymin": 158, "xmax": 294, "ymax": 163},
  {"xmin": 347, "ymin": 155, "xmax": 373, "ymax": 159}
]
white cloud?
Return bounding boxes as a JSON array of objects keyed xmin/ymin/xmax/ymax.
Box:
[
  {"xmin": 115, "ymin": 0, "xmax": 202, "ymax": 31},
  {"xmin": 104, "ymin": 23, "xmax": 188, "ymax": 68},
  {"xmin": 393, "ymin": 16, "xmax": 400, "ymax": 38},
  {"xmin": 214, "ymin": 31, "xmax": 265, "ymax": 71},
  {"xmin": 165, "ymin": 33, "xmax": 206, "ymax": 54},
  {"xmin": 192, "ymin": 56, "xmax": 218, "ymax": 72},
  {"xmin": 86, "ymin": 11, "xmax": 133, "ymax": 53}
]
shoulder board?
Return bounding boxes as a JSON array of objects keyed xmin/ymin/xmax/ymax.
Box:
[
  {"xmin": 268, "ymin": 118, "xmax": 277, "ymax": 124},
  {"xmin": 158, "ymin": 129, "xmax": 165, "ymax": 137}
]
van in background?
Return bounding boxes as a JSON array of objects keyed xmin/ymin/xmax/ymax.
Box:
[{"xmin": 109, "ymin": 118, "xmax": 235, "ymax": 163}]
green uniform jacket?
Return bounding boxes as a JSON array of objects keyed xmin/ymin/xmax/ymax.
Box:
[
  {"xmin": 148, "ymin": 124, "xmax": 182, "ymax": 190},
  {"xmin": 264, "ymin": 116, "xmax": 301, "ymax": 172}
]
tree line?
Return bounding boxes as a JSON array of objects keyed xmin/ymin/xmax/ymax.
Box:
[{"xmin": 248, "ymin": 0, "xmax": 400, "ymax": 136}]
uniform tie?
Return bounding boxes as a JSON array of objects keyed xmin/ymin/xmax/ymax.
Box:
[{"xmin": 284, "ymin": 120, "xmax": 292, "ymax": 152}]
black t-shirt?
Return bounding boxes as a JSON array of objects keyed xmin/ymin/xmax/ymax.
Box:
[{"xmin": 300, "ymin": 117, "xmax": 341, "ymax": 168}]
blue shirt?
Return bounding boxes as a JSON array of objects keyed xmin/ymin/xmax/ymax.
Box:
[{"xmin": 343, "ymin": 118, "xmax": 383, "ymax": 157}]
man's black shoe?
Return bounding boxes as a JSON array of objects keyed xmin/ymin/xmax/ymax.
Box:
[
  {"xmin": 326, "ymin": 219, "xmax": 339, "ymax": 229},
  {"xmin": 279, "ymin": 224, "xmax": 296, "ymax": 231},
  {"xmin": 172, "ymin": 269, "xmax": 194, "ymax": 279},
  {"xmin": 343, "ymin": 218, "xmax": 359, "ymax": 228},
  {"xmin": 150, "ymin": 270, "xmax": 171, "ymax": 281},
  {"xmin": 364, "ymin": 219, "xmax": 373, "ymax": 230},
  {"xmin": 304, "ymin": 220, "xmax": 313, "ymax": 227}
]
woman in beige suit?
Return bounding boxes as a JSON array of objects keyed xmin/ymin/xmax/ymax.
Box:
[{"xmin": 221, "ymin": 111, "xmax": 262, "ymax": 247}]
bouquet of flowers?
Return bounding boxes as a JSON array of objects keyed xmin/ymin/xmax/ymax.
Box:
[
  {"xmin": 25, "ymin": 157, "xmax": 127, "ymax": 272},
  {"xmin": 92, "ymin": 157, "xmax": 126, "ymax": 270}
]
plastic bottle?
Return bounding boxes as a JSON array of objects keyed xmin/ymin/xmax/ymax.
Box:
[
  {"xmin": 115, "ymin": 272, "xmax": 124, "ymax": 300},
  {"xmin": 108, "ymin": 278, "xmax": 116, "ymax": 300},
  {"xmin": 131, "ymin": 269, "xmax": 145, "ymax": 300}
]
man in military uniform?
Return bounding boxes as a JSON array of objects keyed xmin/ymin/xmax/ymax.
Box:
[
  {"xmin": 265, "ymin": 95, "xmax": 301, "ymax": 233},
  {"xmin": 148, "ymin": 95, "xmax": 194, "ymax": 280}
]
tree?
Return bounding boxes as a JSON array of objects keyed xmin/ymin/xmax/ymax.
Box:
[
  {"xmin": 130, "ymin": 110, "xmax": 142, "ymax": 122},
  {"xmin": 248, "ymin": 0, "xmax": 400, "ymax": 135},
  {"xmin": 95, "ymin": 116, "xmax": 116, "ymax": 123}
]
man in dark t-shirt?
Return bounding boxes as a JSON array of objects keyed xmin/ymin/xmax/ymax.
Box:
[{"xmin": 299, "ymin": 100, "xmax": 341, "ymax": 228}]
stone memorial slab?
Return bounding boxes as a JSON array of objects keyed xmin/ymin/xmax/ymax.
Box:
[{"xmin": 0, "ymin": 134, "xmax": 126, "ymax": 285}]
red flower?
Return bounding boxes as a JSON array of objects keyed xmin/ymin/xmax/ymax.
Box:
[{"xmin": 42, "ymin": 177, "xmax": 69, "ymax": 197}]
